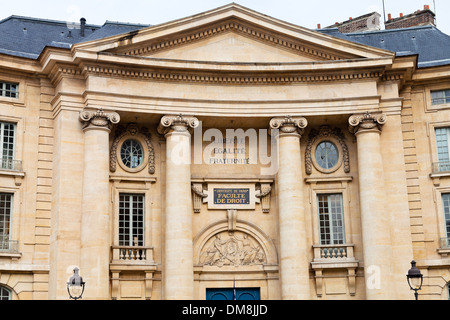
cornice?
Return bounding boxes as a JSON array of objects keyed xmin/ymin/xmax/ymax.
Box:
[{"xmin": 81, "ymin": 63, "xmax": 384, "ymax": 85}]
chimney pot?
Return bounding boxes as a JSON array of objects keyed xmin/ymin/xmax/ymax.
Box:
[
  {"xmin": 400, "ymin": 13, "xmax": 403, "ymax": 17},
  {"xmin": 317, "ymin": 24, "xmax": 321, "ymax": 29},
  {"xmin": 80, "ymin": 17, "xmax": 86, "ymax": 37},
  {"xmin": 424, "ymin": 5, "xmax": 430, "ymax": 10},
  {"xmin": 388, "ymin": 13, "xmax": 392, "ymax": 20}
]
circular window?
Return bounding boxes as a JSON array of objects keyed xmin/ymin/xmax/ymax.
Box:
[
  {"xmin": 315, "ymin": 141, "xmax": 339, "ymax": 170},
  {"xmin": 120, "ymin": 139, "xmax": 144, "ymax": 169}
]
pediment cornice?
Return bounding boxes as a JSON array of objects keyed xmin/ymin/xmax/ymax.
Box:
[
  {"xmin": 109, "ymin": 18, "xmax": 352, "ymax": 62},
  {"xmin": 72, "ymin": 3, "xmax": 394, "ymax": 63}
]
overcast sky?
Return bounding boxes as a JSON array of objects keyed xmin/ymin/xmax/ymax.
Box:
[{"xmin": 2, "ymin": 0, "xmax": 449, "ymax": 35}]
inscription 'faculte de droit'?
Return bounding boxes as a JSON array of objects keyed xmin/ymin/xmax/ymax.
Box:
[{"xmin": 213, "ymin": 188, "xmax": 250, "ymax": 205}]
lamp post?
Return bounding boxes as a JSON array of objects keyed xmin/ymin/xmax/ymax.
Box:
[
  {"xmin": 67, "ymin": 267, "xmax": 85, "ymax": 300},
  {"xmin": 406, "ymin": 260, "xmax": 423, "ymax": 300}
]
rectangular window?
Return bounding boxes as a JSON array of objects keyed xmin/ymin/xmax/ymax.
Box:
[
  {"xmin": 435, "ymin": 127, "xmax": 450, "ymax": 172},
  {"xmin": 431, "ymin": 89, "xmax": 450, "ymax": 105},
  {"xmin": 0, "ymin": 193, "xmax": 13, "ymax": 250},
  {"xmin": 442, "ymin": 194, "xmax": 450, "ymax": 247},
  {"xmin": 0, "ymin": 122, "xmax": 16, "ymax": 170},
  {"xmin": 317, "ymin": 193, "xmax": 345, "ymax": 245},
  {"xmin": 118, "ymin": 194, "xmax": 144, "ymax": 246},
  {"xmin": 0, "ymin": 81, "xmax": 18, "ymax": 98}
]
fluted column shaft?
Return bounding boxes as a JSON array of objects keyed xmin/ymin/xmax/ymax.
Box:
[
  {"xmin": 79, "ymin": 109, "xmax": 120, "ymax": 300},
  {"xmin": 349, "ymin": 112, "xmax": 393, "ymax": 300},
  {"xmin": 270, "ymin": 116, "xmax": 310, "ymax": 299},
  {"xmin": 158, "ymin": 115, "xmax": 199, "ymax": 300}
]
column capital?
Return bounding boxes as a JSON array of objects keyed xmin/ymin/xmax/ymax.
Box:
[
  {"xmin": 348, "ymin": 111, "xmax": 387, "ymax": 135},
  {"xmin": 269, "ymin": 116, "xmax": 308, "ymax": 136},
  {"xmin": 79, "ymin": 108, "xmax": 120, "ymax": 132},
  {"xmin": 157, "ymin": 114, "xmax": 199, "ymax": 135}
]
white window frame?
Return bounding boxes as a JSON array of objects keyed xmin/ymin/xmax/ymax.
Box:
[
  {"xmin": 118, "ymin": 193, "xmax": 145, "ymax": 247},
  {"xmin": 0, "ymin": 193, "xmax": 14, "ymax": 249},
  {"xmin": 317, "ymin": 193, "xmax": 345, "ymax": 245},
  {"xmin": 0, "ymin": 81, "xmax": 18, "ymax": 99},
  {"xmin": 441, "ymin": 193, "xmax": 450, "ymax": 247},
  {"xmin": 429, "ymin": 122, "xmax": 450, "ymax": 176},
  {"xmin": 0, "ymin": 285, "xmax": 11, "ymax": 300},
  {"xmin": 0, "ymin": 122, "xmax": 16, "ymax": 170},
  {"xmin": 431, "ymin": 89, "xmax": 450, "ymax": 106}
]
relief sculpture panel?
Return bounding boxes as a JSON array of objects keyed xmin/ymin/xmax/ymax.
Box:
[{"xmin": 200, "ymin": 231, "xmax": 266, "ymax": 267}]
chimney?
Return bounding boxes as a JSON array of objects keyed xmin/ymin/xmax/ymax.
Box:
[
  {"xmin": 385, "ymin": 5, "xmax": 435, "ymax": 30},
  {"xmin": 325, "ymin": 12, "xmax": 380, "ymax": 33},
  {"xmin": 80, "ymin": 17, "xmax": 86, "ymax": 37}
]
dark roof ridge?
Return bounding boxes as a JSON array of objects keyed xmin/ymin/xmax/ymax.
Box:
[
  {"xmin": 347, "ymin": 24, "xmax": 437, "ymax": 36},
  {"xmin": 103, "ymin": 20, "xmax": 151, "ymax": 27},
  {"xmin": 0, "ymin": 15, "xmax": 101, "ymax": 28}
]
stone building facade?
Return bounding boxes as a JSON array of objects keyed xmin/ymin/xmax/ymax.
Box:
[{"xmin": 0, "ymin": 3, "xmax": 450, "ymax": 300}]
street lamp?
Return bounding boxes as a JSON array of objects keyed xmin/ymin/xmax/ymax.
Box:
[
  {"xmin": 406, "ymin": 260, "xmax": 423, "ymax": 300},
  {"xmin": 67, "ymin": 267, "xmax": 85, "ymax": 300}
]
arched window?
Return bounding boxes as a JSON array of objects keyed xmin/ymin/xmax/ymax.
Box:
[
  {"xmin": 448, "ymin": 283, "xmax": 450, "ymax": 300},
  {"xmin": 0, "ymin": 286, "xmax": 11, "ymax": 300}
]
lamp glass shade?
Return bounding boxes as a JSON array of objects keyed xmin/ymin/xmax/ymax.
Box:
[
  {"xmin": 408, "ymin": 276, "xmax": 421, "ymax": 290},
  {"xmin": 67, "ymin": 267, "xmax": 85, "ymax": 299}
]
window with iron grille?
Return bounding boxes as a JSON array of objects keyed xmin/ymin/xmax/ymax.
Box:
[
  {"xmin": 0, "ymin": 286, "xmax": 11, "ymax": 300},
  {"xmin": 0, "ymin": 122, "xmax": 16, "ymax": 170},
  {"xmin": 0, "ymin": 81, "xmax": 18, "ymax": 98},
  {"xmin": 431, "ymin": 89, "xmax": 450, "ymax": 105},
  {"xmin": 118, "ymin": 194, "xmax": 144, "ymax": 246},
  {"xmin": 317, "ymin": 193, "xmax": 345, "ymax": 245},
  {"xmin": 0, "ymin": 193, "xmax": 13, "ymax": 250}
]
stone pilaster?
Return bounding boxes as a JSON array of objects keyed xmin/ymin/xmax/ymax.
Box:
[
  {"xmin": 269, "ymin": 116, "xmax": 311, "ymax": 299},
  {"xmin": 79, "ymin": 108, "xmax": 120, "ymax": 299},
  {"xmin": 158, "ymin": 114, "xmax": 199, "ymax": 300},
  {"xmin": 349, "ymin": 111, "xmax": 394, "ymax": 300}
]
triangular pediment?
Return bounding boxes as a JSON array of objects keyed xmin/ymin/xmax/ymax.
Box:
[{"xmin": 73, "ymin": 3, "xmax": 394, "ymax": 64}]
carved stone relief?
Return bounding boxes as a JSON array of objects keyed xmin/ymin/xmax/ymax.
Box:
[
  {"xmin": 199, "ymin": 231, "xmax": 267, "ymax": 267},
  {"xmin": 110, "ymin": 123, "xmax": 155, "ymax": 174}
]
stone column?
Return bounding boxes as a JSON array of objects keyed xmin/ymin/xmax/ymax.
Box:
[
  {"xmin": 269, "ymin": 116, "xmax": 310, "ymax": 300},
  {"xmin": 79, "ymin": 108, "xmax": 120, "ymax": 300},
  {"xmin": 349, "ymin": 111, "xmax": 393, "ymax": 300},
  {"xmin": 158, "ymin": 114, "xmax": 199, "ymax": 300}
]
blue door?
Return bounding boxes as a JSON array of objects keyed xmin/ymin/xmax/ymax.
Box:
[{"xmin": 206, "ymin": 288, "xmax": 260, "ymax": 300}]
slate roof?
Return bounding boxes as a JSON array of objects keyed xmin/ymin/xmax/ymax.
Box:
[
  {"xmin": 318, "ymin": 25, "xmax": 450, "ymax": 68},
  {"xmin": 0, "ymin": 15, "xmax": 449, "ymax": 68},
  {"xmin": 0, "ymin": 15, "xmax": 148, "ymax": 59}
]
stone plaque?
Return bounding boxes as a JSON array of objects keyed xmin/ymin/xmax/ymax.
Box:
[
  {"xmin": 206, "ymin": 183, "xmax": 256, "ymax": 210},
  {"xmin": 213, "ymin": 188, "xmax": 250, "ymax": 205}
]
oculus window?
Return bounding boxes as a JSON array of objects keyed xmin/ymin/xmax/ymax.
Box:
[
  {"xmin": 120, "ymin": 139, "xmax": 144, "ymax": 169},
  {"xmin": 315, "ymin": 141, "xmax": 339, "ymax": 170}
]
